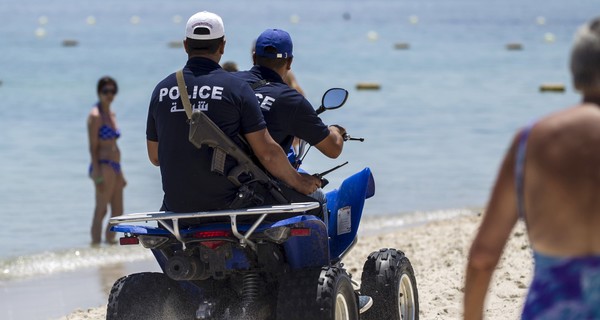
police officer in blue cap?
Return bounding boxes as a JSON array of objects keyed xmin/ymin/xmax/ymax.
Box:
[
  {"xmin": 236, "ymin": 29, "xmax": 346, "ymax": 161},
  {"xmin": 146, "ymin": 13, "xmax": 320, "ymax": 213}
]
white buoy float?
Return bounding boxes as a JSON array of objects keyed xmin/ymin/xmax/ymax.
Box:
[
  {"xmin": 35, "ymin": 27, "xmax": 46, "ymax": 38},
  {"xmin": 409, "ymin": 15, "xmax": 419, "ymax": 24},
  {"xmin": 367, "ymin": 31, "xmax": 379, "ymax": 41},
  {"xmin": 544, "ymin": 33, "xmax": 556, "ymax": 43},
  {"xmin": 536, "ymin": 16, "xmax": 546, "ymax": 25},
  {"xmin": 290, "ymin": 14, "xmax": 300, "ymax": 24},
  {"xmin": 86, "ymin": 16, "xmax": 96, "ymax": 25},
  {"xmin": 173, "ymin": 15, "xmax": 182, "ymax": 24},
  {"xmin": 130, "ymin": 15, "xmax": 141, "ymax": 25}
]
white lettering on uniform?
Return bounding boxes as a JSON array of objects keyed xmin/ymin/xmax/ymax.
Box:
[
  {"xmin": 168, "ymin": 87, "xmax": 180, "ymax": 100},
  {"xmin": 159, "ymin": 88, "xmax": 168, "ymax": 102},
  {"xmin": 260, "ymin": 96, "xmax": 275, "ymax": 111},
  {"xmin": 198, "ymin": 86, "xmax": 211, "ymax": 99},
  {"xmin": 212, "ymin": 86, "xmax": 223, "ymax": 100},
  {"xmin": 161, "ymin": 85, "xmax": 224, "ymax": 113}
]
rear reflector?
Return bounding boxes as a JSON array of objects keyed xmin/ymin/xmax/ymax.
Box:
[
  {"xmin": 119, "ymin": 236, "xmax": 139, "ymax": 245},
  {"xmin": 290, "ymin": 228, "xmax": 311, "ymax": 237},
  {"xmin": 201, "ymin": 241, "xmax": 227, "ymax": 250},
  {"xmin": 194, "ymin": 230, "xmax": 231, "ymax": 238}
]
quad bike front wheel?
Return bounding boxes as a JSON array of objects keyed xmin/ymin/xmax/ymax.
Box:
[
  {"xmin": 360, "ymin": 248, "xmax": 419, "ymax": 320},
  {"xmin": 106, "ymin": 272, "xmax": 196, "ymax": 320},
  {"xmin": 276, "ymin": 266, "xmax": 358, "ymax": 320}
]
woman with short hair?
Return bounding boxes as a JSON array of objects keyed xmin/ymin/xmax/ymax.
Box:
[{"xmin": 465, "ymin": 17, "xmax": 600, "ymax": 320}]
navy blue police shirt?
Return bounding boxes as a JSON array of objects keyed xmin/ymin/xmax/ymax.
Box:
[
  {"xmin": 146, "ymin": 57, "xmax": 266, "ymax": 212},
  {"xmin": 235, "ymin": 66, "xmax": 329, "ymax": 153}
]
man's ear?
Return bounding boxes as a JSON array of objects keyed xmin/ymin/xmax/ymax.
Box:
[
  {"xmin": 219, "ymin": 39, "xmax": 226, "ymax": 55},
  {"xmin": 287, "ymin": 57, "xmax": 293, "ymax": 70},
  {"xmin": 183, "ymin": 39, "xmax": 190, "ymax": 54},
  {"xmin": 252, "ymin": 53, "xmax": 257, "ymax": 65}
]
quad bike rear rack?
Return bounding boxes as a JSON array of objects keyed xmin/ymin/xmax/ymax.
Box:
[{"xmin": 109, "ymin": 202, "xmax": 320, "ymax": 251}]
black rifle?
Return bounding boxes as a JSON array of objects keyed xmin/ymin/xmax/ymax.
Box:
[{"xmin": 187, "ymin": 111, "xmax": 288, "ymax": 207}]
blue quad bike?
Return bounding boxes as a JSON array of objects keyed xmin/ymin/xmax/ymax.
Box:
[{"xmin": 106, "ymin": 88, "xmax": 419, "ymax": 320}]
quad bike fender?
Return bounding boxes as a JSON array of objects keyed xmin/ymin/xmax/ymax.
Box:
[
  {"xmin": 326, "ymin": 167, "xmax": 375, "ymax": 260},
  {"xmin": 272, "ymin": 215, "xmax": 330, "ymax": 269}
]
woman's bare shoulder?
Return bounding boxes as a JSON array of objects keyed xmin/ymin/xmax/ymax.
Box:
[{"xmin": 87, "ymin": 106, "xmax": 102, "ymax": 125}]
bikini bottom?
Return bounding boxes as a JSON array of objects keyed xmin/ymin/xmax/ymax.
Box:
[{"xmin": 89, "ymin": 159, "xmax": 121, "ymax": 175}]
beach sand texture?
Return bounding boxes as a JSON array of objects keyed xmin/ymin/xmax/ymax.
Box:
[{"xmin": 58, "ymin": 214, "xmax": 532, "ymax": 319}]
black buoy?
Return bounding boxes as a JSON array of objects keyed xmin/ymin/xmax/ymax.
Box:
[
  {"xmin": 506, "ymin": 43, "xmax": 523, "ymax": 50},
  {"xmin": 62, "ymin": 39, "xmax": 79, "ymax": 47},
  {"xmin": 343, "ymin": 12, "xmax": 351, "ymax": 20},
  {"xmin": 394, "ymin": 43, "xmax": 410, "ymax": 50},
  {"xmin": 168, "ymin": 41, "xmax": 183, "ymax": 48}
]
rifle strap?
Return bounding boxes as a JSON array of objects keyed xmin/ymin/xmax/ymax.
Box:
[
  {"xmin": 250, "ymin": 79, "xmax": 269, "ymax": 90},
  {"xmin": 175, "ymin": 69, "xmax": 193, "ymax": 120}
]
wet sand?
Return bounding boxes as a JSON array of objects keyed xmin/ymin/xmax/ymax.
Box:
[{"xmin": 56, "ymin": 213, "xmax": 532, "ymax": 319}]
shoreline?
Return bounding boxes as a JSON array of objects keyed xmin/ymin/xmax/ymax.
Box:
[{"xmin": 17, "ymin": 213, "xmax": 532, "ymax": 320}]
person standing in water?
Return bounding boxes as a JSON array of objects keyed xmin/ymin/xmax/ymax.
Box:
[
  {"xmin": 464, "ymin": 17, "xmax": 600, "ymax": 319},
  {"xmin": 87, "ymin": 76, "xmax": 126, "ymax": 245}
]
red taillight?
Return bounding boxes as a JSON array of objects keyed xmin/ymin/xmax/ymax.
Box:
[
  {"xmin": 193, "ymin": 230, "xmax": 231, "ymax": 238},
  {"xmin": 119, "ymin": 236, "xmax": 139, "ymax": 245},
  {"xmin": 194, "ymin": 230, "xmax": 231, "ymax": 249},
  {"xmin": 290, "ymin": 228, "xmax": 311, "ymax": 237}
]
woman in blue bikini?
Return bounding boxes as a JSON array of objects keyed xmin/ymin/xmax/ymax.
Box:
[
  {"xmin": 87, "ymin": 76, "xmax": 126, "ymax": 245},
  {"xmin": 465, "ymin": 17, "xmax": 600, "ymax": 319}
]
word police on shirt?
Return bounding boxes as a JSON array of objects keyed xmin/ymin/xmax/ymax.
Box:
[{"xmin": 158, "ymin": 85, "xmax": 224, "ymax": 113}]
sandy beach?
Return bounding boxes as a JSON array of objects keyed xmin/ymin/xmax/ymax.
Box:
[{"xmin": 57, "ymin": 213, "xmax": 532, "ymax": 319}]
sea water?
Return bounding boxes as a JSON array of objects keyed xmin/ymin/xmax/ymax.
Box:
[{"xmin": 0, "ymin": 0, "xmax": 596, "ymax": 280}]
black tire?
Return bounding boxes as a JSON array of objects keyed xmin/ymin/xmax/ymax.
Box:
[
  {"xmin": 276, "ymin": 267, "xmax": 359, "ymax": 320},
  {"xmin": 106, "ymin": 272, "xmax": 196, "ymax": 320},
  {"xmin": 360, "ymin": 249, "xmax": 419, "ymax": 320}
]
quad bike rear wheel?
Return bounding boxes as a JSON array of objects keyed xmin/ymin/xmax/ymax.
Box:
[
  {"xmin": 360, "ymin": 248, "xmax": 419, "ymax": 320},
  {"xmin": 276, "ymin": 266, "xmax": 358, "ymax": 320},
  {"xmin": 106, "ymin": 272, "xmax": 196, "ymax": 320}
]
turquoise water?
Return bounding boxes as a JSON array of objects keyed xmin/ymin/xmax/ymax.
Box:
[{"xmin": 0, "ymin": 0, "xmax": 596, "ymax": 266}]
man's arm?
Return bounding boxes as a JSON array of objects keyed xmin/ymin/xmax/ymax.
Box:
[
  {"xmin": 146, "ymin": 140, "xmax": 159, "ymax": 166},
  {"xmin": 314, "ymin": 125, "xmax": 345, "ymax": 158},
  {"xmin": 245, "ymin": 128, "xmax": 320, "ymax": 195}
]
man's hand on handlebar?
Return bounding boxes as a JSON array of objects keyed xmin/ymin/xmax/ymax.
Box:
[{"xmin": 329, "ymin": 124, "xmax": 347, "ymax": 138}]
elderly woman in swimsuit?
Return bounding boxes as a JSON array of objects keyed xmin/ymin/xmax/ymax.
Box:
[
  {"xmin": 464, "ymin": 17, "xmax": 600, "ymax": 320},
  {"xmin": 87, "ymin": 76, "xmax": 126, "ymax": 245}
]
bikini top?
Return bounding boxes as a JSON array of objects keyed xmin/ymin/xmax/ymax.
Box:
[
  {"xmin": 98, "ymin": 124, "xmax": 120, "ymax": 140},
  {"xmin": 96, "ymin": 104, "xmax": 120, "ymax": 140}
]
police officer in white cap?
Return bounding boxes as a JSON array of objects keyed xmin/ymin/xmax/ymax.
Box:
[{"xmin": 146, "ymin": 12, "xmax": 320, "ymax": 213}]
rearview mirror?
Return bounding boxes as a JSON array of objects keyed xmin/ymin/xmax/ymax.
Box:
[{"xmin": 316, "ymin": 88, "xmax": 348, "ymax": 114}]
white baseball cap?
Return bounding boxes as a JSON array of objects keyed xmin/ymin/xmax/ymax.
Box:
[{"xmin": 185, "ymin": 11, "xmax": 224, "ymax": 40}]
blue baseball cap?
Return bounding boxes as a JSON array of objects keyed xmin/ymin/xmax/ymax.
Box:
[{"xmin": 255, "ymin": 29, "xmax": 293, "ymax": 59}]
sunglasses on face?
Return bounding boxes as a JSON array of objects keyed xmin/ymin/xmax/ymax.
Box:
[{"xmin": 101, "ymin": 88, "xmax": 116, "ymax": 95}]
